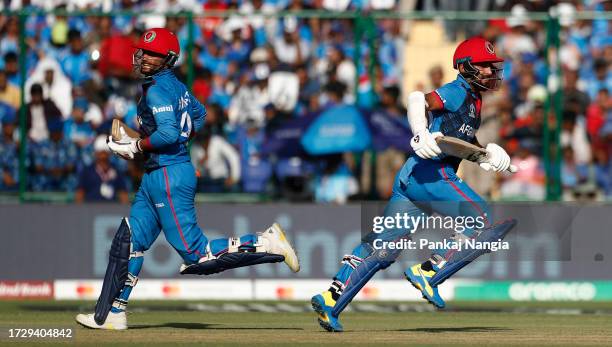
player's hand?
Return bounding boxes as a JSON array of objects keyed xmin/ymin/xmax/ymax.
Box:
[
  {"xmin": 107, "ymin": 135, "xmax": 141, "ymax": 160},
  {"xmin": 480, "ymin": 143, "xmax": 513, "ymax": 172},
  {"xmin": 410, "ymin": 130, "xmax": 443, "ymax": 159}
]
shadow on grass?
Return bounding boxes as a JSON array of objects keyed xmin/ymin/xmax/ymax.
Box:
[
  {"xmin": 393, "ymin": 326, "xmax": 512, "ymax": 333},
  {"xmin": 130, "ymin": 322, "xmax": 303, "ymax": 331}
]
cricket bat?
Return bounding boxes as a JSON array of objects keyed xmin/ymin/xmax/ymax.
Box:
[
  {"xmin": 111, "ymin": 118, "xmax": 140, "ymax": 142},
  {"xmin": 436, "ymin": 136, "xmax": 518, "ymax": 173}
]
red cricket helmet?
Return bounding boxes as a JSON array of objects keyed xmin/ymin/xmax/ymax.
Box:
[
  {"xmin": 453, "ymin": 37, "xmax": 503, "ymax": 69},
  {"xmin": 135, "ymin": 28, "xmax": 180, "ymax": 66},
  {"xmin": 453, "ymin": 37, "xmax": 504, "ymax": 91}
]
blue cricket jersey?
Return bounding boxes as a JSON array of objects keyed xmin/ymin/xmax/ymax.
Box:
[
  {"xmin": 399, "ymin": 74, "xmax": 483, "ymax": 182},
  {"xmin": 423, "ymin": 74, "xmax": 482, "ymax": 169},
  {"xmin": 137, "ymin": 69, "xmax": 207, "ymax": 171}
]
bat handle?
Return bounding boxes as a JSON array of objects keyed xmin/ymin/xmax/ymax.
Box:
[{"xmin": 507, "ymin": 164, "xmax": 518, "ymax": 173}]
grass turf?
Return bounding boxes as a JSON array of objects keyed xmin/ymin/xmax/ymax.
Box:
[{"xmin": 0, "ymin": 300, "xmax": 611, "ymax": 346}]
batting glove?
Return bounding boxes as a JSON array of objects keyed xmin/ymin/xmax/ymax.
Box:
[
  {"xmin": 410, "ymin": 130, "xmax": 443, "ymax": 159},
  {"xmin": 479, "ymin": 143, "xmax": 511, "ymax": 172},
  {"xmin": 107, "ymin": 134, "xmax": 141, "ymax": 160}
]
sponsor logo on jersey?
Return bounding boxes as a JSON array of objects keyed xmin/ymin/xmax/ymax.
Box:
[
  {"xmin": 155, "ymin": 203, "xmax": 165, "ymax": 208},
  {"xmin": 152, "ymin": 105, "xmax": 173, "ymax": 114}
]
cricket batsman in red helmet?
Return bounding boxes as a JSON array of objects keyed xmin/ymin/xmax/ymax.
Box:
[{"xmin": 311, "ymin": 37, "xmax": 517, "ymax": 332}]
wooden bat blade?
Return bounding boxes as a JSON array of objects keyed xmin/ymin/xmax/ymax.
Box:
[
  {"xmin": 111, "ymin": 119, "xmax": 140, "ymax": 142},
  {"xmin": 436, "ymin": 136, "xmax": 487, "ymax": 163}
]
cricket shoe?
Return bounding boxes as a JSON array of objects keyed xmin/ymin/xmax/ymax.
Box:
[
  {"xmin": 405, "ymin": 263, "xmax": 445, "ymax": 308},
  {"xmin": 260, "ymin": 223, "xmax": 300, "ymax": 272},
  {"xmin": 75, "ymin": 311, "xmax": 127, "ymax": 330},
  {"xmin": 311, "ymin": 291, "xmax": 343, "ymax": 332}
]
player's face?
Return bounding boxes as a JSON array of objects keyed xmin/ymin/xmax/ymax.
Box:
[
  {"xmin": 471, "ymin": 62, "xmax": 503, "ymax": 91},
  {"xmin": 133, "ymin": 49, "xmax": 166, "ymax": 76}
]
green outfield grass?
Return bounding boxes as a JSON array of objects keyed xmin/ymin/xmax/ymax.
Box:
[{"xmin": 0, "ymin": 300, "xmax": 611, "ymax": 346}]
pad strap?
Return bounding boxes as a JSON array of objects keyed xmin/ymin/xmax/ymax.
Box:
[
  {"xmin": 228, "ymin": 237, "xmax": 240, "ymax": 253},
  {"xmin": 112, "ymin": 299, "xmax": 127, "ymax": 311},
  {"xmin": 341, "ymin": 254, "xmax": 364, "ymax": 270}
]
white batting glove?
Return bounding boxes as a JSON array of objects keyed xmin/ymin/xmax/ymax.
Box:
[
  {"xmin": 115, "ymin": 124, "xmax": 135, "ymax": 144},
  {"xmin": 107, "ymin": 135, "xmax": 140, "ymax": 160},
  {"xmin": 410, "ymin": 130, "xmax": 443, "ymax": 159},
  {"xmin": 480, "ymin": 143, "xmax": 511, "ymax": 172}
]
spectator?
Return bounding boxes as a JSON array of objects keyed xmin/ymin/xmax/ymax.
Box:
[
  {"xmin": 222, "ymin": 17, "xmax": 252, "ymax": 67},
  {"xmin": 191, "ymin": 127, "xmax": 241, "ymax": 193},
  {"xmin": 25, "ymin": 83, "xmax": 62, "ymax": 143},
  {"xmin": 203, "ymin": 102, "xmax": 226, "ymax": 136},
  {"xmin": 427, "ymin": 65, "xmax": 444, "ymax": 91},
  {"xmin": 31, "ymin": 118, "xmax": 78, "ymax": 192},
  {"xmin": 273, "ymin": 18, "xmax": 310, "ymax": 67},
  {"xmin": 586, "ymin": 88, "xmax": 610, "ymax": 143},
  {"xmin": 361, "ymin": 85, "xmax": 406, "ymax": 199},
  {"xmin": 25, "ymin": 57, "xmax": 73, "ymax": 117},
  {"xmin": 561, "ymin": 146, "xmax": 580, "ymax": 194},
  {"xmin": 0, "ymin": 17, "xmax": 19, "ymax": 57},
  {"xmin": 0, "ymin": 111, "xmax": 18, "ymax": 191},
  {"xmin": 64, "ymin": 97, "xmax": 96, "ymax": 163},
  {"xmin": 75, "ymin": 135, "xmax": 128, "ymax": 203},
  {"xmin": 563, "ymin": 69, "xmax": 590, "ymax": 117},
  {"xmin": 237, "ymin": 118, "xmax": 271, "ymax": 193},
  {"xmin": 586, "ymin": 59, "xmax": 611, "ymax": 100},
  {"xmin": 587, "ymin": 59, "xmax": 612, "ymax": 99},
  {"xmin": 59, "ymin": 29, "xmax": 92, "ymax": 87},
  {"xmin": 0, "ymin": 99, "xmax": 16, "ymax": 131},
  {"xmin": 314, "ymin": 154, "xmax": 359, "ymax": 204},
  {"xmin": 201, "ymin": 0, "xmax": 229, "ymax": 40},
  {"xmin": 0, "ymin": 69, "xmax": 20, "ymax": 110},
  {"xmin": 499, "ymin": 4, "xmax": 537, "ymax": 58},
  {"xmin": 321, "ymin": 80, "xmax": 346, "ymax": 110},
  {"xmin": 4, "ymin": 52, "xmax": 20, "ymax": 87},
  {"xmin": 324, "ymin": 44, "xmax": 356, "ymax": 102},
  {"xmin": 228, "ymin": 65, "xmax": 269, "ymax": 126}
]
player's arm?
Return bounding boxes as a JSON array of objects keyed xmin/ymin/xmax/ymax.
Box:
[
  {"xmin": 188, "ymin": 93, "xmax": 207, "ymax": 139},
  {"xmin": 107, "ymin": 87, "xmax": 179, "ymax": 159},
  {"xmin": 138, "ymin": 87, "xmax": 180, "ymax": 152},
  {"xmin": 407, "ymin": 91, "xmax": 443, "ymax": 159},
  {"xmin": 425, "ymin": 92, "xmax": 444, "ymax": 112}
]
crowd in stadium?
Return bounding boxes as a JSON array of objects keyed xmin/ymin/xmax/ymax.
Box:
[{"xmin": 0, "ymin": 0, "xmax": 609, "ymax": 203}]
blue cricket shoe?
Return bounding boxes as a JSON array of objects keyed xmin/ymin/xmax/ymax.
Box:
[
  {"xmin": 311, "ymin": 291, "xmax": 343, "ymax": 332},
  {"xmin": 405, "ymin": 263, "xmax": 445, "ymax": 308}
]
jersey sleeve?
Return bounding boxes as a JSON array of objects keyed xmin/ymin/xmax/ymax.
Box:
[
  {"xmin": 189, "ymin": 93, "xmax": 207, "ymax": 133},
  {"xmin": 433, "ymin": 83, "xmax": 467, "ymax": 113},
  {"xmin": 145, "ymin": 86, "xmax": 180, "ymax": 149}
]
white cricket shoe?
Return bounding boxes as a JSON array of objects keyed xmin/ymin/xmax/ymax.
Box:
[
  {"xmin": 261, "ymin": 223, "xmax": 300, "ymax": 272},
  {"xmin": 75, "ymin": 311, "xmax": 127, "ymax": 330}
]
